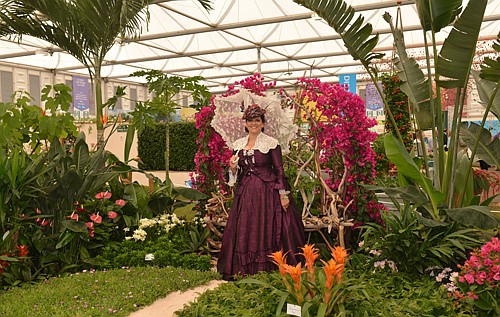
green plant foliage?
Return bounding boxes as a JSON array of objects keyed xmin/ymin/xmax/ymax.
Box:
[
  {"xmin": 178, "ymin": 269, "xmax": 472, "ymax": 317},
  {"xmin": 0, "ymin": 266, "xmax": 219, "ymax": 317},
  {"xmin": 435, "ymin": 0, "xmax": 487, "ymax": 88},
  {"xmin": 360, "ymin": 205, "xmax": 483, "ymax": 275},
  {"xmin": 480, "ymin": 32, "xmax": 500, "ymax": 82},
  {"xmin": 176, "ymin": 272, "xmax": 283, "ymax": 317},
  {"xmin": 96, "ymin": 229, "xmax": 212, "ymax": 271},
  {"xmin": 0, "ymin": 84, "xmax": 76, "ymax": 152},
  {"xmin": 415, "ymin": 0, "xmax": 462, "ymax": 32},
  {"xmin": 137, "ymin": 122, "xmax": 198, "ymax": 171}
]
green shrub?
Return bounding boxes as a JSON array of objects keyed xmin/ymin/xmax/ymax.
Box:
[
  {"xmin": 95, "ymin": 227, "xmax": 212, "ymax": 271},
  {"xmin": 138, "ymin": 122, "xmax": 198, "ymax": 171}
]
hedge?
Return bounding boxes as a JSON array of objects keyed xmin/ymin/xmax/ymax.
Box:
[{"xmin": 137, "ymin": 122, "xmax": 198, "ymax": 171}]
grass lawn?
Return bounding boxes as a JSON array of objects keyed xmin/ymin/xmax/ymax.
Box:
[{"xmin": 0, "ymin": 266, "xmax": 220, "ymax": 317}]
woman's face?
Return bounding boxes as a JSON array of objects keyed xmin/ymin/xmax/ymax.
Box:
[{"xmin": 245, "ymin": 117, "xmax": 263, "ymax": 134}]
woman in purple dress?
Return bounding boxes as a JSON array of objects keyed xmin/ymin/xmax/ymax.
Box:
[{"xmin": 217, "ymin": 104, "xmax": 305, "ymax": 280}]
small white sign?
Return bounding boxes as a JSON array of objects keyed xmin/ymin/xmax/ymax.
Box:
[{"xmin": 286, "ymin": 303, "xmax": 301, "ymax": 316}]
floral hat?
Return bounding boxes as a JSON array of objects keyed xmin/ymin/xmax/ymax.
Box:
[{"xmin": 242, "ymin": 104, "xmax": 266, "ymax": 119}]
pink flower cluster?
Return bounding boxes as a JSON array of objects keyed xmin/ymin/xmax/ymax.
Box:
[
  {"xmin": 294, "ymin": 77, "xmax": 384, "ymax": 224},
  {"xmin": 457, "ymin": 237, "xmax": 500, "ymax": 286},
  {"xmin": 68, "ymin": 191, "xmax": 126, "ymax": 237}
]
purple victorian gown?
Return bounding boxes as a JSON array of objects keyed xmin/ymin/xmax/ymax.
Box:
[{"xmin": 217, "ymin": 133, "xmax": 305, "ymax": 280}]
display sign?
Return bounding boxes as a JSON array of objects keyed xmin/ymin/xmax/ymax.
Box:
[
  {"xmin": 72, "ymin": 76, "xmax": 89, "ymax": 111},
  {"xmin": 365, "ymin": 82, "xmax": 383, "ymax": 111},
  {"xmin": 339, "ymin": 73, "xmax": 357, "ymax": 94}
]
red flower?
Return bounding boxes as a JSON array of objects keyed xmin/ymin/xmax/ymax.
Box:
[
  {"xmin": 75, "ymin": 207, "xmax": 88, "ymax": 213},
  {"xmin": 90, "ymin": 213, "xmax": 102, "ymax": 224},
  {"xmin": 95, "ymin": 191, "xmax": 112, "ymax": 199},
  {"xmin": 67, "ymin": 212, "xmax": 79, "ymax": 221},
  {"xmin": 41, "ymin": 219, "xmax": 50, "ymax": 227},
  {"xmin": 107, "ymin": 211, "xmax": 118, "ymax": 219},
  {"xmin": 115, "ymin": 199, "xmax": 126, "ymax": 207},
  {"xmin": 16, "ymin": 245, "xmax": 29, "ymax": 257}
]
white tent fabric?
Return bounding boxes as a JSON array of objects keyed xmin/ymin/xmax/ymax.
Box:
[{"xmin": 0, "ymin": 0, "xmax": 499, "ymax": 92}]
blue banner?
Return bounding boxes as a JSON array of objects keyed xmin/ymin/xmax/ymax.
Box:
[
  {"xmin": 72, "ymin": 76, "xmax": 89, "ymax": 111},
  {"xmin": 339, "ymin": 73, "xmax": 357, "ymax": 94}
]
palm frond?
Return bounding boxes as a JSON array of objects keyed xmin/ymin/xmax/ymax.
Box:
[
  {"xmin": 480, "ymin": 32, "xmax": 500, "ymax": 83},
  {"xmin": 293, "ymin": 0, "xmax": 384, "ymax": 69},
  {"xmin": 435, "ymin": 0, "xmax": 487, "ymax": 88},
  {"xmin": 459, "ymin": 122, "xmax": 500, "ymax": 167}
]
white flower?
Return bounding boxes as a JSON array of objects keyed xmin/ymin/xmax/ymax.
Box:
[
  {"xmin": 125, "ymin": 236, "xmax": 132, "ymax": 240},
  {"xmin": 123, "ymin": 227, "xmax": 130, "ymax": 232},
  {"xmin": 145, "ymin": 253, "xmax": 155, "ymax": 261},
  {"xmin": 132, "ymin": 229, "xmax": 147, "ymax": 241},
  {"xmin": 358, "ymin": 241, "xmax": 365, "ymax": 248}
]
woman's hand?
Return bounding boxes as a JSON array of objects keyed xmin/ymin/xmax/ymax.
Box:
[
  {"xmin": 229, "ymin": 154, "xmax": 239, "ymax": 173},
  {"xmin": 280, "ymin": 195, "xmax": 289, "ymax": 210}
]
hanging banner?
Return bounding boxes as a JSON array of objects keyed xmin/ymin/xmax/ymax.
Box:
[
  {"xmin": 365, "ymin": 82, "xmax": 383, "ymax": 111},
  {"xmin": 72, "ymin": 76, "xmax": 89, "ymax": 111},
  {"xmin": 339, "ymin": 73, "xmax": 357, "ymax": 94}
]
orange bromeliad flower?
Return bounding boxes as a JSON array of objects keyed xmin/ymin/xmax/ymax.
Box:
[
  {"xmin": 331, "ymin": 246, "xmax": 348, "ymax": 265},
  {"xmin": 285, "ymin": 263, "xmax": 303, "ymax": 291},
  {"xmin": 269, "ymin": 250, "xmax": 288, "ymax": 277},
  {"xmin": 321, "ymin": 259, "xmax": 337, "ymax": 290},
  {"xmin": 300, "ymin": 244, "xmax": 319, "ymax": 275}
]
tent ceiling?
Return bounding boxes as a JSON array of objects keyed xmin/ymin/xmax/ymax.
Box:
[{"xmin": 0, "ymin": 0, "xmax": 499, "ymax": 92}]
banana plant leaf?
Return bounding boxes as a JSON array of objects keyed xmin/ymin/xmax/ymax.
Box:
[
  {"xmin": 384, "ymin": 133, "xmax": 444, "ymax": 219},
  {"xmin": 453, "ymin": 150, "xmax": 475, "ymax": 207},
  {"xmin": 174, "ymin": 187, "xmax": 208, "ymax": 201},
  {"xmin": 471, "ymin": 70, "xmax": 500, "ymax": 119},
  {"xmin": 435, "ymin": 0, "xmax": 487, "ymax": 88},
  {"xmin": 383, "ymin": 13, "xmax": 434, "ymax": 130},
  {"xmin": 294, "ymin": 0, "xmax": 384, "ymax": 67},
  {"xmin": 123, "ymin": 182, "xmax": 149, "ymax": 210},
  {"xmin": 480, "ymin": 32, "xmax": 500, "ymax": 82},
  {"xmin": 415, "ymin": 0, "xmax": 462, "ymax": 32},
  {"xmin": 459, "ymin": 122, "xmax": 500, "ymax": 167},
  {"xmin": 446, "ymin": 206, "xmax": 499, "ymax": 229}
]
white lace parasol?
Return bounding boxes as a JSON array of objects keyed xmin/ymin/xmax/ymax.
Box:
[{"xmin": 211, "ymin": 89, "xmax": 297, "ymax": 154}]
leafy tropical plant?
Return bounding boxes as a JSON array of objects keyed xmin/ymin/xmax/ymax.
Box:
[
  {"xmin": 360, "ymin": 203, "xmax": 483, "ymax": 275},
  {"xmin": 0, "ymin": 0, "xmax": 213, "ymax": 147},
  {"xmin": 0, "ymin": 84, "xmax": 76, "ymax": 153},
  {"xmin": 293, "ymin": 0, "xmax": 499, "ymax": 228},
  {"xmin": 128, "ymin": 70, "xmax": 211, "ymax": 180}
]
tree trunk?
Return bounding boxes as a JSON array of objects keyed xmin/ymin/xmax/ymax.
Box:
[
  {"xmin": 94, "ymin": 74, "xmax": 104, "ymax": 149},
  {"xmin": 165, "ymin": 112, "xmax": 170, "ymax": 181}
]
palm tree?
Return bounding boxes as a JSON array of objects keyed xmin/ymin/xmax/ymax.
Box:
[{"xmin": 0, "ymin": 0, "xmax": 213, "ymax": 147}]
